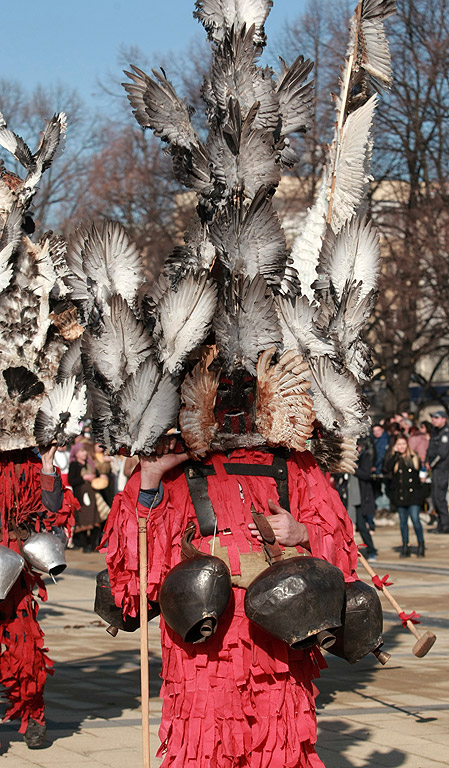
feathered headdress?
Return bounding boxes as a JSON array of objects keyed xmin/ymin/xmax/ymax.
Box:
[
  {"xmin": 0, "ymin": 112, "xmax": 86, "ymax": 450},
  {"xmin": 68, "ymin": 0, "xmax": 395, "ymax": 468}
]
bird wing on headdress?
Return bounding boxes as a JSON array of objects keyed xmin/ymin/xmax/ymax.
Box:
[
  {"xmin": 355, "ymin": 0, "xmax": 396, "ymax": 91},
  {"xmin": 275, "ymin": 55, "xmax": 314, "ymax": 137},
  {"xmin": 315, "ymin": 216, "xmax": 379, "ymax": 382},
  {"xmin": 82, "ymin": 295, "xmax": 152, "ymax": 393},
  {"xmin": 0, "ymin": 111, "xmax": 34, "ymax": 169},
  {"xmin": 56, "ymin": 338, "xmax": 83, "ymax": 382},
  {"xmin": 327, "ymin": 94, "xmax": 377, "ymax": 233},
  {"xmin": 309, "ymin": 356, "xmax": 369, "ymax": 437},
  {"xmin": 64, "ymin": 220, "xmax": 143, "ymax": 325},
  {"xmin": 2, "ymin": 367, "xmax": 44, "ymax": 404},
  {"xmin": 179, "ymin": 358, "xmax": 220, "ymax": 458},
  {"xmin": 310, "ymin": 432, "xmax": 359, "ymax": 474},
  {"xmin": 209, "ymin": 189, "xmax": 286, "ymax": 284},
  {"xmin": 194, "ymin": 0, "xmax": 273, "ymax": 45},
  {"xmin": 85, "ymin": 383, "xmax": 115, "ymax": 453},
  {"xmin": 123, "ymin": 66, "xmax": 212, "ymax": 196},
  {"xmin": 123, "ymin": 65, "xmax": 199, "ymax": 147},
  {"xmin": 115, "ymin": 357, "xmax": 180, "ymax": 455},
  {"xmin": 256, "ymin": 347, "xmax": 315, "ymax": 451},
  {"xmin": 21, "ymin": 113, "xmax": 67, "ymax": 203},
  {"xmin": 81, "ymin": 221, "xmax": 143, "ymax": 310},
  {"xmin": 214, "ymin": 274, "xmax": 281, "ymax": 374},
  {"xmin": 318, "ymin": 215, "xmax": 380, "ymax": 303},
  {"xmin": 207, "ymin": 100, "xmax": 280, "ymax": 203},
  {"xmin": 34, "ymin": 376, "xmax": 87, "ymax": 446},
  {"xmin": 205, "ymin": 25, "xmax": 278, "ymax": 130},
  {"xmin": 154, "ymin": 274, "xmax": 218, "ymax": 375},
  {"xmin": 323, "ymin": 283, "xmax": 375, "ymax": 384},
  {"xmin": 0, "ymin": 206, "xmax": 22, "ymax": 293},
  {"xmin": 282, "ymin": 183, "xmax": 327, "ymax": 301},
  {"xmin": 275, "ymin": 293, "xmax": 336, "ymax": 359}
]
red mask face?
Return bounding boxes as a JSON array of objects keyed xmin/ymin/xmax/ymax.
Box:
[{"xmin": 214, "ymin": 372, "xmax": 256, "ymax": 435}]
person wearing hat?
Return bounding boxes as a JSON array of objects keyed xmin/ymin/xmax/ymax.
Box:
[{"xmin": 426, "ymin": 410, "xmax": 449, "ymax": 533}]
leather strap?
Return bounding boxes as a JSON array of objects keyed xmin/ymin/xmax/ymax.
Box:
[
  {"xmin": 184, "ymin": 451, "xmax": 290, "ymax": 536},
  {"xmin": 250, "ymin": 506, "xmax": 283, "ymax": 565}
]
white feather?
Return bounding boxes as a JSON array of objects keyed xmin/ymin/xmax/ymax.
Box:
[
  {"xmin": 309, "ymin": 357, "xmax": 369, "ymax": 437},
  {"xmin": 116, "ymin": 357, "xmax": 180, "ymax": 454},
  {"xmin": 34, "ymin": 377, "xmax": 87, "ymax": 444},
  {"xmin": 194, "ymin": 0, "xmax": 272, "ymax": 44},
  {"xmin": 330, "ymin": 95, "xmax": 378, "ymax": 232},
  {"xmin": 286, "ymin": 183, "xmax": 328, "ymax": 301},
  {"xmin": 275, "ymin": 294, "xmax": 335, "ymax": 359},
  {"xmin": 325, "ymin": 216, "xmax": 380, "ymax": 302},
  {"xmin": 81, "ymin": 220, "xmax": 143, "ymax": 309},
  {"xmin": 155, "ymin": 274, "xmax": 218, "ymax": 375}
]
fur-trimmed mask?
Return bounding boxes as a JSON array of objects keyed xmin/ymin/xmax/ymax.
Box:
[{"xmin": 179, "ymin": 347, "xmax": 316, "ymax": 458}]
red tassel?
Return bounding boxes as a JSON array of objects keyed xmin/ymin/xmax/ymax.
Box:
[
  {"xmin": 399, "ymin": 610, "xmax": 421, "ymax": 627},
  {"xmin": 371, "ymin": 573, "xmax": 393, "ymax": 589}
]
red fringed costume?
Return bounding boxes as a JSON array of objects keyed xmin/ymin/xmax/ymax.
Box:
[
  {"xmin": 0, "ymin": 450, "xmax": 78, "ymax": 733},
  {"xmin": 102, "ymin": 449, "xmax": 358, "ymax": 768}
]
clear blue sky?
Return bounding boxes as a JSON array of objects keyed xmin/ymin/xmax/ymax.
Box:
[{"xmin": 1, "ymin": 1, "xmax": 307, "ymax": 108}]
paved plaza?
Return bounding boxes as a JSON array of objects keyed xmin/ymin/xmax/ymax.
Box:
[{"xmin": 1, "ymin": 521, "xmax": 448, "ymax": 767}]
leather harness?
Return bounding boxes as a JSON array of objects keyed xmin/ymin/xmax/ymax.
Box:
[{"xmin": 184, "ymin": 450, "xmax": 290, "ymax": 539}]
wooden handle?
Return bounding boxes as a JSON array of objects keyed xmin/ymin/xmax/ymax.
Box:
[
  {"xmin": 358, "ymin": 551, "xmax": 420, "ymax": 640},
  {"xmin": 139, "ymin": 517, "xmax": 150, "ymax": 768}
]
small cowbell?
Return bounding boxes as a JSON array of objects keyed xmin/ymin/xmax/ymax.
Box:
[{"xmin": 22, "ymin": 531, "xmax": 67, "ymax": 577}]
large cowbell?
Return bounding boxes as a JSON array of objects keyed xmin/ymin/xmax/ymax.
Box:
[
  {"xmin": 22, "ymin": 531, "xmax": 67, "ymax": 577},
  {"xmin": 159, "ymin": 523, "xmax": 232, "ymax": 644},
  {"xmin": 94, "ymin": 568, "xmax": 160, "ymax": 633},
  {"xmin": 244, "ymin": 556, "xmax": 346, "ymax": 649},
  {"xmin": 0, "ymin": 545, "xmax": 25, "ymax": 599},
  {"xmin": 326, "ymin": 580, "xmax": 384, "ymax": 664}
]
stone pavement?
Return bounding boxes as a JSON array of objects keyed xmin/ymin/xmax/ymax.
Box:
[{"xmin": 1, "ymin": 519, "xmax": 448, "ymax": 767}]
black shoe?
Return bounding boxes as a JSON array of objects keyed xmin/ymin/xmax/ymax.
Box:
[
  {"xmin": 24, "ymin": 719, "xmax": 47, "ymax": 748},
  {"xmin": 400, "ymin": 543, "xmax": 411, "ymax": 557},
  {"xmin": 417, "ymin": 542, "xmax": 425, "ymax": 557},
  {"xmin": 429, "ymin": 528, "xmax": 449, "ymax": 534}
]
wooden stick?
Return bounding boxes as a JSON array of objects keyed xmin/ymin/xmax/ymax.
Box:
[
  {"xmin": 139, "ymin": 517, "xmax": 150, "ymax": 768},
  {"xmin": 358, "ymin": 551, "xmax": 436, "ymax": 657}
]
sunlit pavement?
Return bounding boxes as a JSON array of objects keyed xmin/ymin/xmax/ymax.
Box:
[{"xmin": 2, "ymin": 519, "xmax": 448, "ymax": 767}]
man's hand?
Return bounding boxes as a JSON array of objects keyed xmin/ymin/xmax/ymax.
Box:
[
  {"xmin": 139, "ymin": 436, "xmax": 189, "ymax": 489},
  {"xmin": 248, "ymin": 499, "xmax": 310, "ymax": 548},
  {"xmin": 39, "ymin": 443, "xmax": 57, "ymax": 474}
]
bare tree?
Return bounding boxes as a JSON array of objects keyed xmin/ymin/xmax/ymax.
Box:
[
  {"xmin": 0, "ymin": 81, "xmax": 96, "ymax": 236},
  {"xmin": 370, "ymin": 0, "xmax": 449, "ymax": 411}
]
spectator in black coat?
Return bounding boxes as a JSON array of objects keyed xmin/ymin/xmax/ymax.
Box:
[{"xmin": 354, "ymin": 439, "xmax": 378, "ymax": 561}]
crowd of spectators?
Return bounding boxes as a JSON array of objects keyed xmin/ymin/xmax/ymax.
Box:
[
  {"xmin": 53, "ymin": 421, "xmax": 138, "ymax": 552},
  {"xmin": 334, "ymin": 408, "xmax": 449, "ymax": 560}
]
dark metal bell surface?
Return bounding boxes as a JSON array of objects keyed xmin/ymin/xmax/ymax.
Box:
[
  {"xmin": 159, "ymin": 554, "xmax": 232, "ymax": 644},
  {"xmin": 244, "ymin": 556, "xmax": 345, "ymax": 649},
  {"xmin": 326, "ymin": 579, "xmax": 384, "ymax": 664},
  {"xmin": 94, "ymin": 569, "xmax": 160, "ymax": 632}
]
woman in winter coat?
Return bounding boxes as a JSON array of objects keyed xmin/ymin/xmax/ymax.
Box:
[
  {"xmin": 384, "ymin": 436, "xmax": 425, "ymax": 557},
  {"xmin": 68, "ymin": 443, "xmax": 101, "ymax": 551}
]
